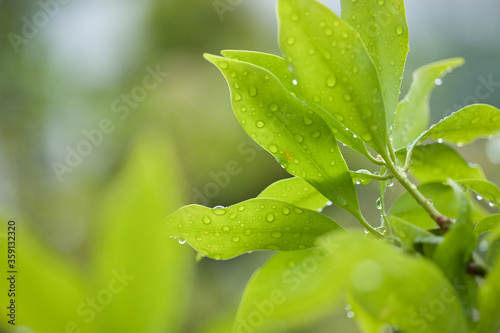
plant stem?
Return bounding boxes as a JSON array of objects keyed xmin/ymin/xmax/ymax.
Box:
[
  {"xmin": 382, "ymin": 146, "xmax": 443, "ymax": 222},
  {"xmin": 353, "ymin": 211, "xmax": 384, "ymax": 239}
]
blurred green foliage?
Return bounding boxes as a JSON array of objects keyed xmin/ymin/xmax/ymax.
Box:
[{"xmin": 0, "ymin": 0, "xmax": 499, "ymax": 332}]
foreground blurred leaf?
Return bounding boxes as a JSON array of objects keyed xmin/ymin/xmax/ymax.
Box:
[
  {"xmin": 432, "ymin": 180, "xmax": 477, "ymax": 320},
  {"xmin": 0, "ymin": 217, "xmax": 92, "ymax": 333},
  {"xmin": 258, "ymin": 177, "xmax": 330, "ymax": 211},
  {"xmin": 421, "ymin": 104, "xmax": 500, "ymax": 146},
  {"xmin": 341, "ymin": 0, "xmax": 409, "ymax": 127},
  {"xmin": 478, "ymin": 253, "xmax": 500, "ymax": 333},
  {"xmin": 338, "ymin": 234, "xmax": 470, "ymax": 333},
  {"xmin": 234, "ymin": 247, "xmax": 345, "ymax": 333},
  {"xmin": 235, "ymin": 232, "xmax": 470, "ymax": 333},
  {"xmin": 401, "ymin": 143, "xmax": 485, "ymax": 183},
  {"xmin": 279, "ymin": 0, "xmax": 387, "ymax": 152},
  {"xmin": 205, "ymin": 54, "xmax": 360, "ymax": 215},
  {"xmin": 90, "ymin": 134, "xmax": 194, "ymax": 333},
  {"xmin": 388, "ymin": 183, "xmax": 486, "ymax": 230},
  {"xmin": 167, "ymin": 198, "xmax": 342, "ymax": 260},
  {"xmin": 393, "ymin": 58, "xmax": 464, "ymax": 148}
]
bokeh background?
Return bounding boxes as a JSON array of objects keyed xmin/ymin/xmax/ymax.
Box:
[{"xmin": 0, "ymin": 0, "xmax": 499, "ymax": 332}]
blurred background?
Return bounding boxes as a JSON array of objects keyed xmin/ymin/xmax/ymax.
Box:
[{"xmin": 0, "ymin": 0, "xmax": 499, "ymax": 332}]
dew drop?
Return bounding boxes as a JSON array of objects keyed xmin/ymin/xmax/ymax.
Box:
[
  {"xmin": 240, "ymin": 106, "xmax": 247, "ymax": 112},
  {"xmin": 477, "ymin": 195, "xmax": 483, "ymax": 201},
  {"xmin": 344, "ymin": 94, "xmax": 352, "ymax": 101},
  {"xmin": 287, "ymin": 36, "xmax": 295, "ymax": 45},
  {"xmin": 269, "ymin": 144, "xmax": 279, "ymax": 153},
  {"xmin": 202, "ymin": 216, "xmax": 212, "ymax": 225},
  {"xmin": 231, "ymin": 236, "xmax": 241, "ymax": 243},
  {"xmin": 311, "ymin": 131, "xmax": 321, "ymax": 138},
  {"xmin": 256, "ymin": 120, "xmax": 265, "ymax": 128},
  {"xmin": 294, "ymin": 134, "xmax": 304, "ymax": 143},
  {"xmin": 334, "ymin": 113, "xmax": 345, "ymax": 121},
  {"xmin": 272, "ymin": 232, "xmax": 283, "ymax": 239},
  {"xmin": 219, "ymin": 61, "xmax": 229, "ymax": 69},
  {"xmin": 266, "ymin": 213, "xmax": 275, "ymax": 222},
  {"xmin": 324, "ymin": 28, "xmax": 333, "ymax": 36},
  {"xmin": 249, "ymin": 85, "xmax": 258, "ymax": 97},
  {"xmin": 213, "ymin": 207, "xmax": 227, "ymax": 215},
  {"xmin": 303, "ymin": 116, "xmax": 314, "ymax": 125},
  {"xmin": 213, "ymin": 254, "xmax": 222, "ymax": 260},
  {"xmin": 437, "ymin": 138, "xmax": 443, "ymax": 143},
  {"xmin": 178, "ymin": 238, "xmax": 186, "ymax": 245},
  {"xmin": 471, "ymin": 117, "xmax": 481, "ymax": 125},
  {"xmin": 244, "ymin": 229, "xmax": 252, "ymax": 235},
  {"xmin": 378, "ymin": 0, "xmax": 384, "ymax": 4},
  {"xmin": 294, "ymin": 207, "xmax": 304, "ymax": 214},
  {"xmin": 489, "ymin": 201, "xmax": 495, "ymax": 207},
  {"xmin": 347, "ymin": 311, "xmax": 355, "ymax": 319},
  {"xmin": 291, "ymin": 13, "xmax": 300, "ymax": 21},
  {"xmin": 375, "ymin": 198, "xmax": 382, "ymax": 210},
  {"xmin": 387, "ymin": 179, "xmax": 394, "ymax": 188},
  {"xmin": 238, "ymin": 205, "xmax": 246, "ymax": 212},
  {"xmin": 326, "ymin": 75, "xmax": 337, "ymax": 88},
  {"xmin": 222, "ymin": 226, "xmax": 231, "ymax": 232},
  {"xmin": 269, "ymin": 103, "xmax": 278, "ymax": 111},
  {"xmin": 396, "ymin": 25, "xmax": 403, "ymax": 35},
  {"xmin": 282, "ymin": 206, "xmax": 291, "ymax": 215}
]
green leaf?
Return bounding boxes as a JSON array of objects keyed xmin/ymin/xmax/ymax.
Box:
[
  {"xmin": 221, "ymin": 50, "xmax": 298, "ymax": 93},
  {"xmin": 221, "ymin": 50, "xmax": 372, "ymax": 163},
  {"xmin": 475, "ymin": 214, "xmax": 500, "ymax": 236},
  {"xmin": 478, "ymin": 253, "xmax": 500, "ymax": 333},
  {"xmin": 90, "ymin": 135, "xmax": 194, "ymax": 333},
  {"xmin": 422, "ymin": 104, "xmax": 500, "ymax": 146},
  {"xmin": 389, "ymin": 215, "xmax": 435, "ymax": 252},
  {"xmin": 258, "ymin": 177, "xmax": 330, "ymax": 211},
  {"xmin": 204, "ymin": 54, "xmax": 360, "ymax": 215},
  {"xmin": 166, "ymin": 198, "xmax": 343, "ymax": 260},
  {"xmin": 234, "ymin": 246, "xmax": 345, "ymax": 332},
  {"xmin": 337, "ymin": 234, "xmax": 470, "ymax": 333},
  {"xmin": 278, "ymin": 0, "xmax": 387, "ymax": 152},
  {"xmin": 400, "ymin": 143, "xmax": 485, "ymax": 183},
  {"xmin": 388, "ymin": 183, "xmax": 486, "ymax": 230},
  {"xmin": 393, "ymin": 58, "xmax": 464, "ymax": 148},
  {"xmin": 235, "ymin": 232, "xmax": 470, "ymax": 333},
  {"xmin": 340, "ymin": 0, "xmax": 409, "ymax": 126},
  {"xmin": 432, "ymin": 180, "xmax": 477, "ymax": 321},
  {"xmin": 456, "ymin": 179, "xmax": 500, "ymax": 208}
]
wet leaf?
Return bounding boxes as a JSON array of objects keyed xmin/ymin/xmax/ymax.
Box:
[
  {"xmin": 400, "ymin": 143, "xmax": 485, "ymax": 183},
  {"xmin": 341, "ymin": 0, "xmax": 409, "ymax": 127},
  {"xmin": 166, "ymin": 198, "xmax": 343, "ymax": 260},
  {"xmin": 278, "ymin": 0, "xmax": 387, "ymax": 152},
  {"xmin": 393, "ymin": 58, "xmax": 464, "ymax": 148},
  {"xmin": 258, "ymin": 177, "xmax": 330, "ymax": 211},
  {"xmin": 205, "ymin": 54, "xmax": 360, "ymax": 215}
]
